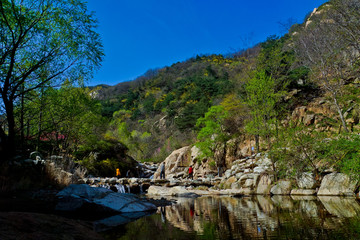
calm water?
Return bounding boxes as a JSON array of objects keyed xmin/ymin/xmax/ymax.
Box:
[{"xmin": 100, "ymin": 195, "xmax": 360, "ymax": 240}]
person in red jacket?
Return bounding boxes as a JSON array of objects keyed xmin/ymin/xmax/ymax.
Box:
[{"xmin": 188, "ymin": 166, "xmax": 193, "ymax": 180}]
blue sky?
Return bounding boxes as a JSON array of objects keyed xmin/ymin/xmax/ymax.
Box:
[{"xmin": 86, "ymin": 0, "xmax": 328, "ymax": 86}]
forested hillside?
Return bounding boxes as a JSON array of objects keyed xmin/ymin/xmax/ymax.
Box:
[
  {"xmin": 1, "ymin": 0, "xmax": 360, "ymax": 181},
  {"xmin": 91, "ymin": 0, "xmax": 360, "ymax": 178}
]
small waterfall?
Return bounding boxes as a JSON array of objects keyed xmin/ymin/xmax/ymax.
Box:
[
  {"xmin": 139, "ymin": 184, "xmax": 143, "ymax": 194},
  {"xmin": 115, "ymin": 184, "xmax": 126, "ymax": 193},
  {"xmin": 127, "ymin": 185, "xmax": 131, "ymax": 193}
]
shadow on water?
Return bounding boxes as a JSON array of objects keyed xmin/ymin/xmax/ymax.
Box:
[{"xmin": 100, "ymin": 195, "xmax": 360, "ymax": 240}]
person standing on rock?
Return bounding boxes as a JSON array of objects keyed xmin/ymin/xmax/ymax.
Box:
[
  {"xmin": 188, "ymin": 166, "xmax": 193, "ymax": 180},
  {"xmin": 160, "ymin": 163, "xmax": 165, "ymax": 179}
]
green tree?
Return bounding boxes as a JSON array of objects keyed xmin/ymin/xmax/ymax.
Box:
[
  {"xmin": 245, "ymin": 70, "xmax": 282, "ymax": 152},
  {"xmin": 0, "ymin": 0, "xmax": 103, "ymax": 160},
  {"xmin": 196, "ymin": 105, "xmax": 230, "ymax": 167},
  {"xmin": 269, "ymin": 124, "xmax": 326, "ymax": 180},
  {"xmin": 18, "ymin": 82, "xmax": 105, "ymax": 155},
  {"xmin": 319, "ymin": 133, "xmax": 360, "ymax": 181}
]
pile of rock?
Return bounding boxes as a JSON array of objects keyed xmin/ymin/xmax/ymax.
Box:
[
  {"xmin": 219, "ymin": 154, "xmax": 358, "ymax": 197},
  {"xmin": 147, "ymin": 147, "xmax": 359, "ymax": 198}
]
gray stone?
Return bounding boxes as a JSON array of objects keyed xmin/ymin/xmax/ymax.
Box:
[
  {"xmin": 224, "ymin": 170, "xmax": 232, "ymax": 179},
  {"xmin": 257, "ymin": 156, "xmax": 272, "ymax": 167},
  {"xmin": 270, "ymin": 180, "xmax": 291, "ymax": 195},
  {"xmin": 253, "ymin": 166, "xmax": 267, "ymax": 173},
  {"xmin": 317, "ymin": 173, "xmax": 358, "ymax": 196},
  {"xmin": 296, "ymin": 172, "xmax": 316, "ymax": 189},
  {"xmin": 235, "ymin": 172, "xmax": 244, "ymax": 180}
]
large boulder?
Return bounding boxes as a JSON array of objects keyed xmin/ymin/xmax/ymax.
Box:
[
  {"xmin": 270, "ymin": 180, "xmax": 292, "ymax": 195},
  {"xmin": 296, "ymin": 172, "xmax": 316, "ymax": 189},
  {"xmin": 154, "ymin": 146, "xmax": 191, "ymax": 179},
  {"xmin": 317, "ymin": 173, "xmax": 358, "ymax": 196},
  {"xmin": 56, "ymin": 184, "xmax": 156, "ymax": 213}
]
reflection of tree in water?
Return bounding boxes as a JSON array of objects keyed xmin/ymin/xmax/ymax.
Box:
[{"xmin": 101, "ymin": 196, "xmax": 360, "ymax": 240}]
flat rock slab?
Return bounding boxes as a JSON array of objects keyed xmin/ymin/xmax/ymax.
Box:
[
  {"xmin": 290, "ymin": 189, "xmax": 316, "ymax": 195},
  {"xmin": 147, "ymin": 186, "xmax": 244, "ymax": 196}
]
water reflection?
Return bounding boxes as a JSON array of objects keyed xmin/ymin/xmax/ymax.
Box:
[{"xmin": 100, "ymin": 196, "xmax": 360, "ymax": 239}]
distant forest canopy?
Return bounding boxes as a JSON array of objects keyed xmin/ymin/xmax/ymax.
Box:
[{"xmin": 1, "ymin": 0, "xmax": 360, "ymax": 178}]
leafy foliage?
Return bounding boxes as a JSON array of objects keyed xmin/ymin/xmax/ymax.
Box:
[
  {"xmin": 196, "ymin": 106, "xmax": 229, "ymax": 158},
  {"xmin": 0, "ymin": 0, "xmax": 104, "ymax": 159},
  {"xmin": 245, "ymin": 70, "xmax": 283, "ymax": 151}
]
